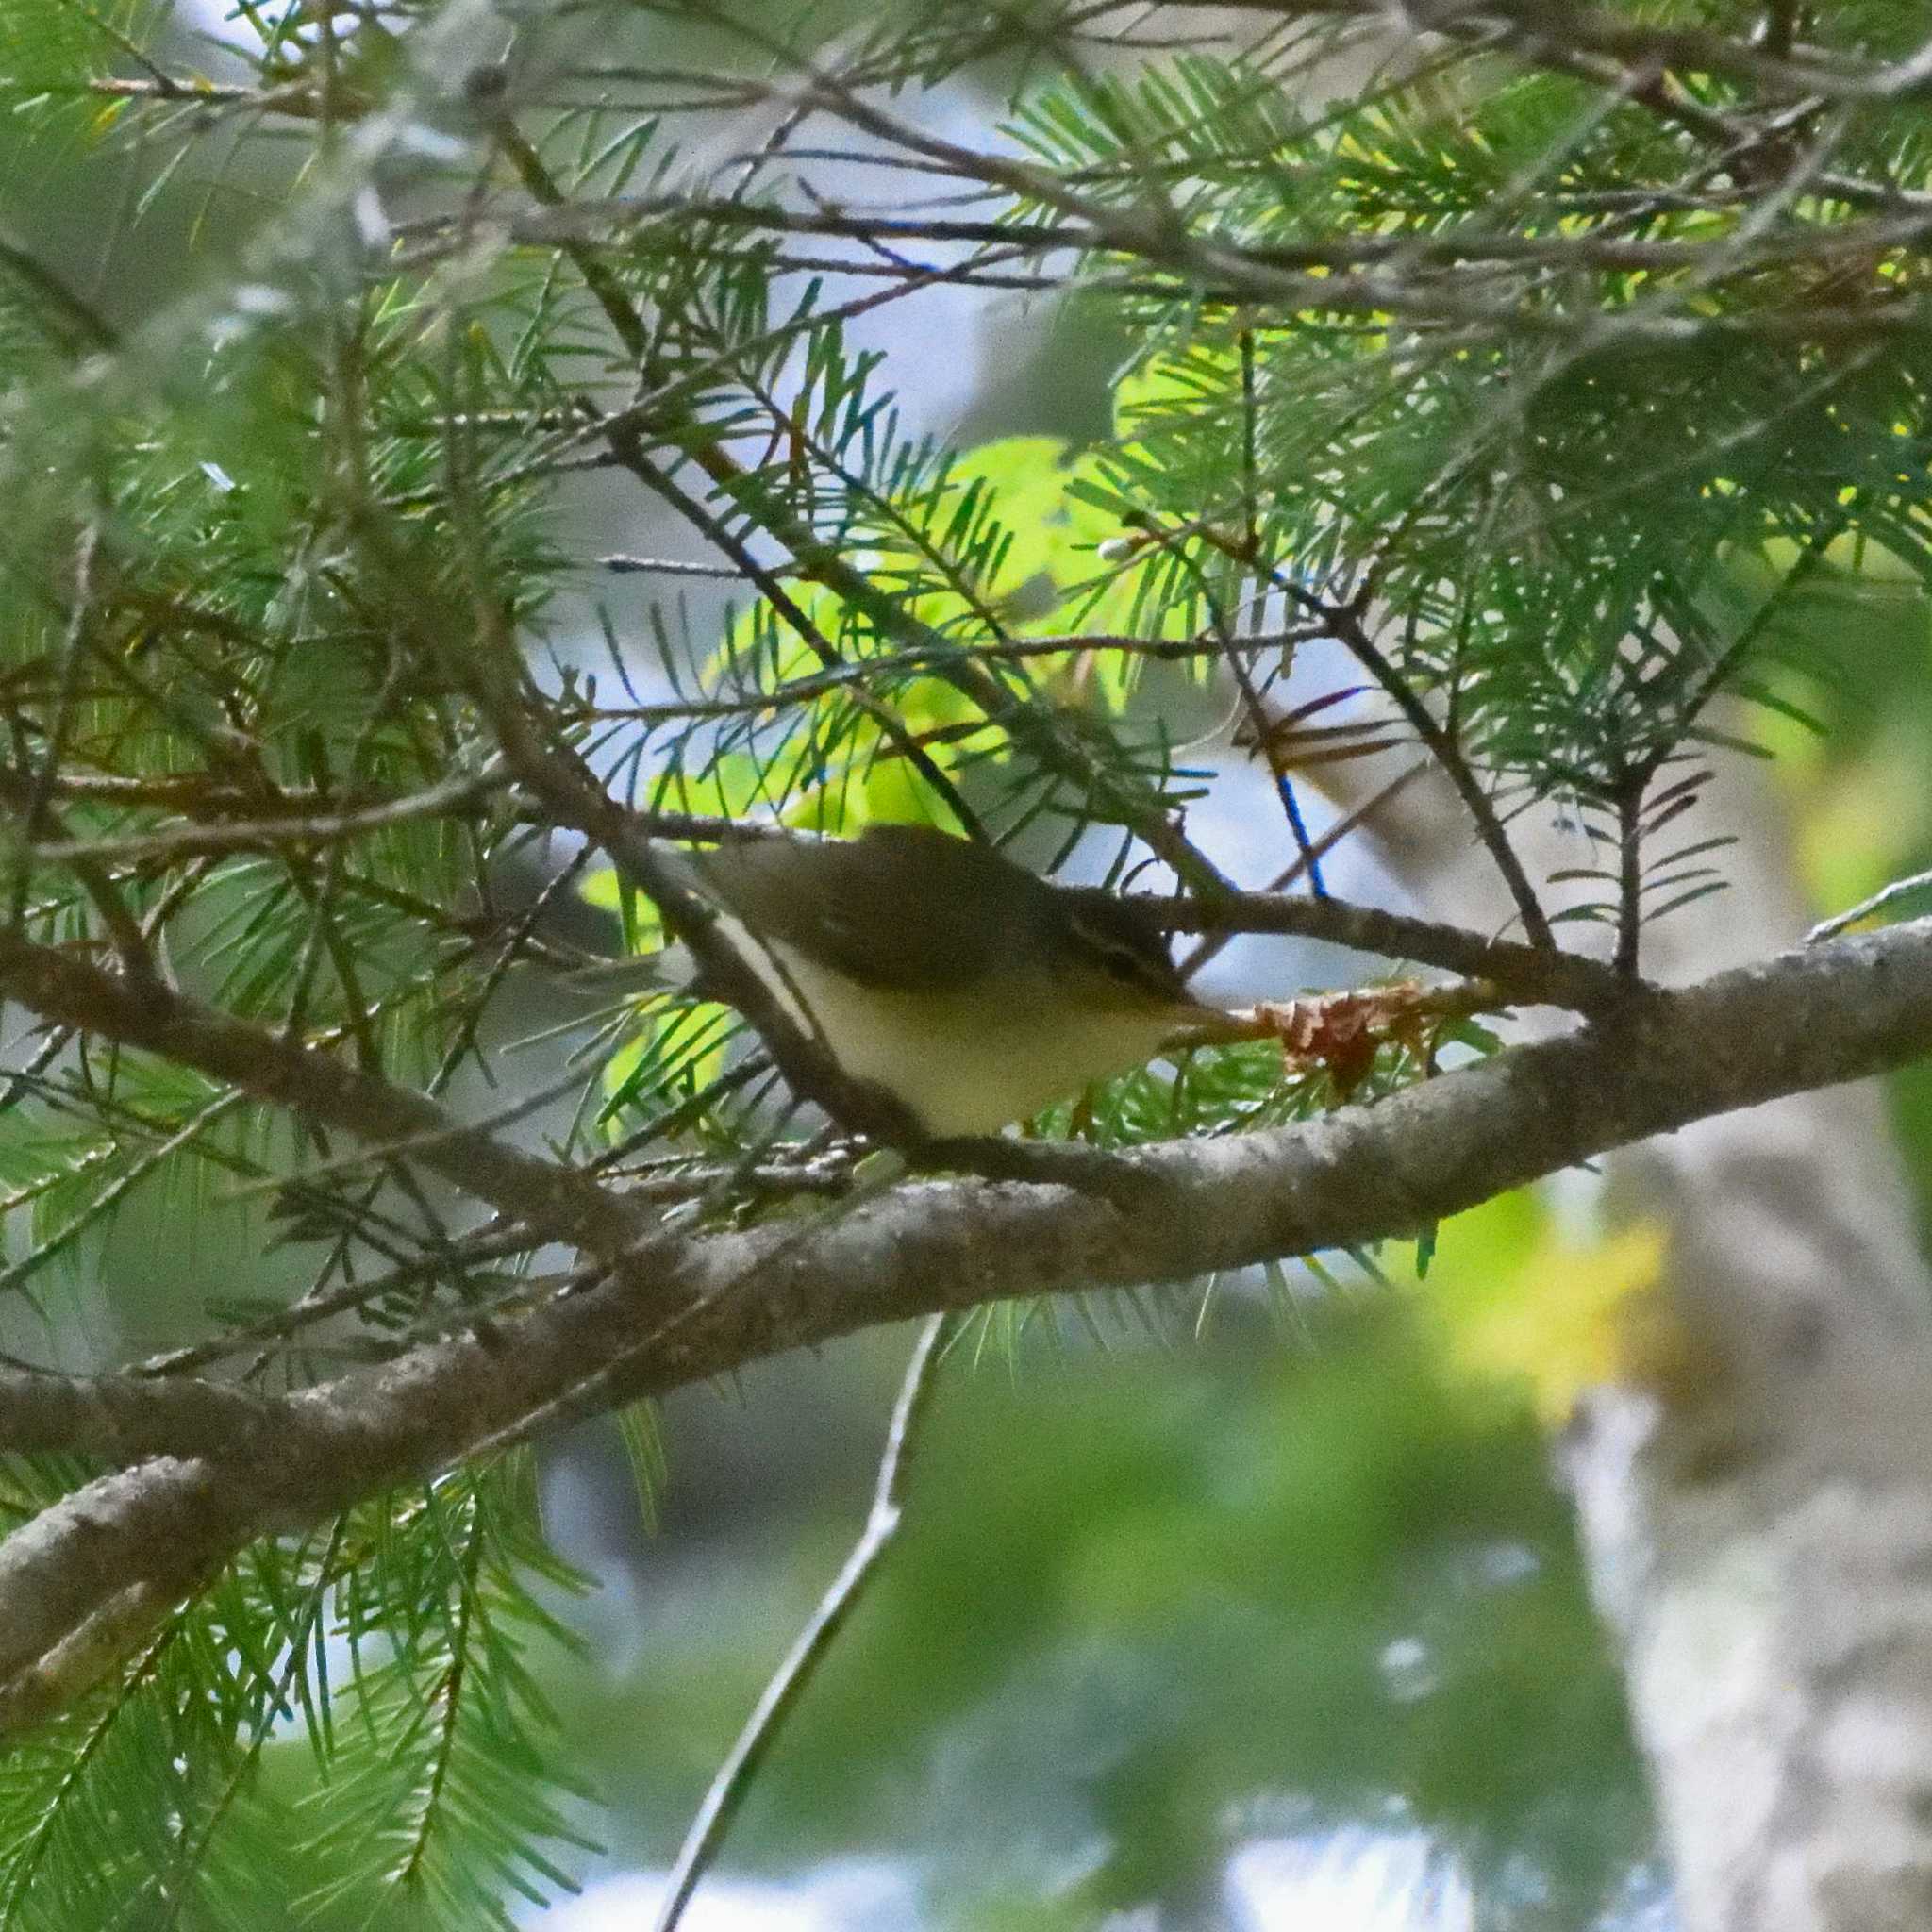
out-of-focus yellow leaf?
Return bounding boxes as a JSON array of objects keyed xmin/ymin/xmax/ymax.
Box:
[
  {"xmin": 946, "ymin": 435, "xmax": 1072, "ymax": 596},
  {"xmin": 578, "ymin": 867, "xmax": 664, "ymax": 954},
  {"xmin": 1111, "ymin": 344, "xmax": 1240, "ymax": 441},
  {"xmin": 1442, "ymin": 1222, "xmax": 1667, "ymax": 1424},
  {"xmin": 578, "ymin": 865, "xmax": 625, "ymax": 912},
  {"xmin": 600, "ymin": 1028, "xmax": 652, "ymax": 1108},
  {"xmin": 1794, "ymin": 724, "xmax": 1929, "ymax": 915},
  {"xmin": 602, "ymin": 997, "xmax": 737, "ymax": 1128},
  {"xmin": 858, "ymin": 748, "xmax": 957, "ymax": 828}
]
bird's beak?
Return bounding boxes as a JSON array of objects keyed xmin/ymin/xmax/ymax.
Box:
[{"xmin": 1159, "ymin": 999, "xmax": 1253, "ymax": 1048}]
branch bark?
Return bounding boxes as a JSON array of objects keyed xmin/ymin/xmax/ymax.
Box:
[{"xmin": 0, "ymin": 909, "xmax": 1928, "ymax": 1724}]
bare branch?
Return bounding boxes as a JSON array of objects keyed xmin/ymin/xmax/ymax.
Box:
[
  {"xmin": 19, "ymin": 767, "xmax": 508, "ymax": 867},
  {"xmin": 0, "ymin": 925, "xmax": 653, "ymax": 1268},
  {"xmin": 653, "ymin": 1311, "xmax": 950, "ymax": 1932},
  {"xmin": 1147, "ymin": 890, "xmax": 1626, "ymax": 1008}
]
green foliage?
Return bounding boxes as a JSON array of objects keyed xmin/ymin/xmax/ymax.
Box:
[
  {"xmin": 283, "ymin": 1469, "xmax": 600, "ymax": 1929},
  {"xmin": 0, "ymin": 0, "xmax": 1929, "ymax": 1923},
  {"xmin": 0, "ymin": 1461, "xmax": 595, "ymax": 1931}
]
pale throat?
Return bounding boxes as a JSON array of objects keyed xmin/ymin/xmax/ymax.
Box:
[{"xmin": 719, "ymin": 916, "xmax": 1188, "ymax": 1138}]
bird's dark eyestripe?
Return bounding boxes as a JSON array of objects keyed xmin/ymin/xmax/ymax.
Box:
[{"xmin": 1068, "ymin": 912, "xmax": 1175, "ymax": 996}]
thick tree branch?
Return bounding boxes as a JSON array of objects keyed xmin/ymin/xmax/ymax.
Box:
[
  {"xmin": 0, "ymin": 914, "xmax": 1928, "ymax": 1723},
  {"xmin": 0, "ymin": 1368, "xmax": 283, "ymax": 1464}
]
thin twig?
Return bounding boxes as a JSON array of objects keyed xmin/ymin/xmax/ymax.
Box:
[
  {"xmin": 21, "ymin": 768, "xmax": 508, "ymax": 867},
  {"xmin": 652, "ymin": 1311, "xmax": 950, "ymax": 1932},
  {"xmin": 1614, "ymin": 779, "xmax": 1645, "ymax": 978},
  {"xmin": 1807, "ymin": 869, "xmax": 1932, "ymax": 943},
  {"xmin": 1154, "ymin": 881, "xmax": 1626, "ymax": 1008},
  {"xmin": 131, "ymin": 1224, "xmax": 544, "ymax": 1378},
  {"xmin": 558, "ymin": 625, "xmax": 1323, "ymax": 725},
  {"xmin": 1174, "ymin": 523, "xmax": 1557, "ymax": 949},
  {"xmin": 1177, "ymin": 762, "xmax": 1424, "ymax": 980},
  {"xmin": 399, "ymin": 192, "xmax": 1932, "ymax": 282}
]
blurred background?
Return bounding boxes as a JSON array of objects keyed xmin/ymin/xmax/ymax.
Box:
[{"xmin": 11, "ymin": 4, "xmax": 1932, "ymax": 1926}]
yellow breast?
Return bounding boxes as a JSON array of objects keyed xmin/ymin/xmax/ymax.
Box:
[{"xmin": 725, "ymin": 920, "xmax": 1182, "ymax": 1137}]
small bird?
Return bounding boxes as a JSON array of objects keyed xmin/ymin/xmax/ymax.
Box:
[{"xmin": 590, "ymin": 824, "xmax": 1230, "ymax": 1143}]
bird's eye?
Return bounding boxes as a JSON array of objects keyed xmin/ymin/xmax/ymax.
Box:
[{"xmin": 1101, "ymin": 945, "xmax": 1145, "ymax": 984}]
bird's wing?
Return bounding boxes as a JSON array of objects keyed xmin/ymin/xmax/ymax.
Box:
[{"xmin": 688, "ymin": 825, "xmax": 1033, "ymax": 991}]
